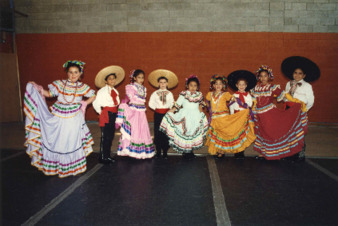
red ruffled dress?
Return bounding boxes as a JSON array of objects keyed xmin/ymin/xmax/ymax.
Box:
[{"xmin": 251, "ymin": 84, "xmax": 308, "ymax": 160}]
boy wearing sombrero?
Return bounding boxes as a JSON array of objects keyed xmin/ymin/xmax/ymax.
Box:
[
  {"xmin": 93, "ymin": 66, "xmax": 125, "ymax": 164},
  {"xmin": 148, "ymin": 69, "xmax": 177, "ymax": 159},
  {"xmin": 282, "ymin": 56, "xmax": 319, "ymax": 161}
]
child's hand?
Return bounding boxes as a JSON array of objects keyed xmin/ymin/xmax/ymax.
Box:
[
  {"xmin": 169, "ymin": 108, "xmax": 175, "ymax": 113},
  {"xmin": 199, "ymin": 105, "xmax": 203, "ymax": 112},
  {"xmin": 29, "ymin": 81, "xmax": 43, "ymax": 92}
]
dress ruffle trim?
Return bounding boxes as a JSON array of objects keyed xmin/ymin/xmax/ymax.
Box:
[
  {"xmin": 179, "ymin": 91, "xmax": 203, "ymax": 103},
  {"xmin": 117, "ymin": 103, "xmax": 155, "ymax": 159},
  {"xmin": 205, "ymin": 110, "xmax": 256, "ymax": 154},
  {"xmin": 160, "ymin": 112, "xmax": 208, "ymax": 153},
  {"xmin": 24, "ymin": 83, "xmax": 93, "ymax": 178},
  {"xmin": 254, "ymin": 109, "xmax": 308, "ymax": 160}
]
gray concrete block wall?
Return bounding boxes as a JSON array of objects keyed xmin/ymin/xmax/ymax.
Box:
[{"xmin": 14, "ymin": 0, "xmax": 338, "ymax": 33}]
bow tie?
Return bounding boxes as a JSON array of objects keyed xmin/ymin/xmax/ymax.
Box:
[{"xmin": 297, "ymin": 82, "xmax": 302, "ymax": 87}]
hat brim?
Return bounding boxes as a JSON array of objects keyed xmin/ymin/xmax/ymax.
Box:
[
  {"xmin": 148, "ymin": 69, "xmax": 178, "ymax": 89},
  {"xmin": 95, "ymin": 66, "xmax": 125, "ymax": 88},
  {"xmin": 227, "ymin": 70, "xmax": 257, "ymax": 91},
  {"xmin": 281, "ymin": 56, "xmax": 320, "ymax": 82}
]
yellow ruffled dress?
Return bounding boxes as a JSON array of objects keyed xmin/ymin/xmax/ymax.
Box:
[{"xmin": 205, "ymin": 92, "xmax": 256, "ymax": 155}]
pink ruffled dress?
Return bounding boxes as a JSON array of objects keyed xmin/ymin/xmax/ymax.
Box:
[{"xmin": 116, "ymin": 83, "xmax": 155, "ymax": 159}]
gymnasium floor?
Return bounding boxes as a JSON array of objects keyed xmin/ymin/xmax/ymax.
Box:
[{"xmin": 1, "ymin": 122, "xmax": 338, "ymax": 226}]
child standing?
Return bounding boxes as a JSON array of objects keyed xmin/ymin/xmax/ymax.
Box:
[
  {"xmin": 160, "ymin": 75, "xmax": 208, "ymax": 159},
  {"xmin": 24, "ymin": 60, "xmax": 95, "ymax": 178},
  {"xmin": 148, "ymin": 69, "xmax": 177, "ymax": 159},
  {"xmin": 227, "ymin": 70, "xmax": 257, "ymax": 158},
  {"xmin": 205, "ymin": 74, "xmax": 256, "ymax": 159},
  {"xmin": 282, "ymin": 56, "xmax": 319, "ymax": 161},
  {"xmin": 93, "ymin": 66, "xmax": 125, "ymax": 164},
  {"xmin": 116, "ymin": 69, "xmax": 155, "ymax": 159},
  {"xmin": 251, "ymin": 65, "xmax": 307, "ymax": 160}
]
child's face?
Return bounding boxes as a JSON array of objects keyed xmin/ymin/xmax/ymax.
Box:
[
  {"xmin": 236, "ymin": 80, "xmax": 247, "ymax": 92},
  {"xmin": 67, "ymin": 66, "xmax": 82, "ymax": 83},
  {"xmin": 188, "ymin": 81, "xmax": 198, "ymax": 92},
  {"xmin": 259, "ymin": 71, "xmax": 269, "ymax": 85},
  {"xmin": 135, "ymin": 73, "xmax": 145, "ymax": 84},
  {"xmin": 158, "ymin": 79, "xmax": 168, "ymax": 90},
  {"xmin": 293, "ymin": 68, "xmax": 306, "ymax": 82},
  {"xmin": 105, "ymin": 75, "xmax": 116, "ymax": 87},
  {"xmin": 213, "ymin": 79, "xmax": 223, "ymax": 92}
]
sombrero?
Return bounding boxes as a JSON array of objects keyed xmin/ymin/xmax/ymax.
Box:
[
  {"xmin": 227, "ymin": 70, "xmax": 257, "ymax": 91},
  {"xmin": 281, "ymin": 56, "xmax": 320, "ymax": 82},
  {"xmin": 148, "ymin": 69, "xmax": 178, "ymax": 89},
  {"xmin": 95, "ymin": 65, "xmax": 125, "ymax": 88}
]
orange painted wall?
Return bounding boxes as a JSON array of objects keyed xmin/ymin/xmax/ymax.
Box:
[{"xmin": 16, "ymin": 32, "xmax": 338, "ymax": 123}]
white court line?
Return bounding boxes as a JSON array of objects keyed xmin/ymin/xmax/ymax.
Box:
[
  {"xmin": 0, "ymin": 151, "xmax": 25, "ymax": 162},
  {"xmin": 22, "ymin": 164, "xmax": 103, "ymax": 226},
  {"xmin": 306, "ymin": 159, "xmax": 338, "ymax": 182},
  {"xmin": 207, "ymin": 156, "xmax": 231, "ymax": 226}
]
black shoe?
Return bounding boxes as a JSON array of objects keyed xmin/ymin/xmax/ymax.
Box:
[
  {"xmin": 99, "ymin": 157, "xmax": 115, "ymax": 164},
  {"xmin": 155, "ymin": 152, "xmax": 161, "ymax": 159},
  {"xmin": 182, "ymin": 152, "xmax": 195, "ymax": 159},
  {"xmin": 291, "ymin": 157, "xmax": 305, "ymax": 163},
  {"xmin": 234, "ymin": 152, "xmax": 245, "ymax": 159},
  {"xmin": 255, "ymin": 156, "xmax": 265, "ymax": 160},
  {"xmin": 163, "ymin": 153, "xmax": 168, "ymax": 159}
]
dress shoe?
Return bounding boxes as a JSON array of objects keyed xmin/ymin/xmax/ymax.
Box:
[
  {"xmin": 234, "ymin": 152, "xmax": 245, "ymax": 159},
  {"xmin": 98, "ymin": 157, "xmax": 115, "ymax": 164},
  {"xmin": 155, "ymin": 152, "xmax": 161, "ymax": 159},
  {"xmin": 255, "ymin": 156, "xmax": 265, "ymax": 160}
]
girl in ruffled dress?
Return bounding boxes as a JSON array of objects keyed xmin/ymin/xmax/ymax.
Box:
[
  {"xmin": 116, "ymin": 69, "xmax": 155, "ymax": 159},
  {"xmin": 24, "ymin": 60, "xmax": 95, "ymax": 178},
  {"xmin": 160, "ymin": 75, "xmax": 208, "ymax": 159},
  {"xmin": 251, "ymin": 65, "xmax": 308, "ymax": 160},
  {"xmin": 205, "ymin": 74, "xmax": 256, "ymax": 159}
]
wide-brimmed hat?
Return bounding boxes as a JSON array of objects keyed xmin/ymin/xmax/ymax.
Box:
[
  {"xmin": 281, "ymin": 56, "xmax": 320, "ymax": 82},
  {"xmin": 95, "ymin": 65, "xmax": 125, "ymax": 88},
  {"xmin": 227, "ymin": 70, "xmax": 257, "ymax": 91},
  {"xmin": 148, "ymin": 69, "xmax": 178, "ymax": 89}
]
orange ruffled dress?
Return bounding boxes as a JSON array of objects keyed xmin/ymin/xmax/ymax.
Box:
[{"xmin": 205, "ymin": 92, "xmax": 256, "ymax": 155}]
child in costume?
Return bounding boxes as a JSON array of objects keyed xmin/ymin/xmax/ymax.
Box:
[
  {"xmin": 116, "ymin": 69, "xmax": 155, "ymax": 159},
  {"xmin": 160, "ymin": 75, "xmax": 208, "ymax": 159},
  {"xmin": 24, "ymin": 60, "xmax": 95, "ymax": 178},
  {"xmin": 93, "ymin": 66, "xmax": 125, "ymax": 164},
  {"xmin": 282, "ymin": 56, "xmax": 319, "ymax": 161},
  {"xmin": 227, "ymin": 71, "xmax": 257, "ymax": 158},
  {"xmin": 251, "ymin": 65, "xmax": 308, "ymax": 160},
  {"xmin": 148, "ymin": 69, "xmax": 177, "ymax": 159},
  {"xmin": 205, "ymin": 74, "xmax": 256, "ymax": 159}
]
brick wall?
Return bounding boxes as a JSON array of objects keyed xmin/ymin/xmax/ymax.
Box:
[
  {"xmin": 14, "ymin": 0, "xmax": 338, "ymax": 33},
  {"xmin": 16, "ymin": 32, "xmax": 338, "ymax": 123},
  {"xmin": 12, "ymin": 0, "xmax": 338, "ymax": 123}
]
